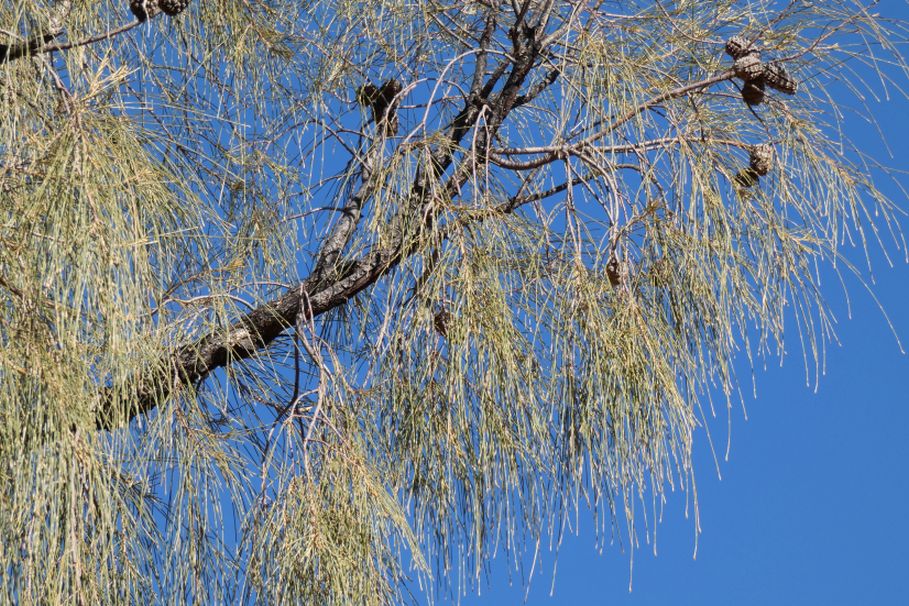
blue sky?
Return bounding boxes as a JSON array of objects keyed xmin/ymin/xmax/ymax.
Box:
[
  {"xmin": 466, "ymin": 251, "xmax": 909, "ymax": 605},
  {"xmin": 134, "ymin": 4, "xmax": 909, "ymax": 603},
  {"xmin": 448, "ymin": 7, "xmax": 909, "ymax": 606}
]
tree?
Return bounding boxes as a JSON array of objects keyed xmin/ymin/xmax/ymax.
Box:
[{"xmin": 0, "ymin": 0, "xmax": 906, "ymax": 603}]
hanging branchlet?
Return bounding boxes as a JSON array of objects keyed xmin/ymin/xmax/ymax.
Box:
[
  {"xmin": 648, "ymin": 257, "xmax": 672, "ymax": 287},
  {"xmin": 1, "ymin": 4, "xmax": 905, "ymax": 604},
  {"xmin": 0, "ymin": 1, "xmax": 71, "ymax": 64},
  {"xmin": 357, "ymin": 79, "xmax": 403, "ymax": 136}
]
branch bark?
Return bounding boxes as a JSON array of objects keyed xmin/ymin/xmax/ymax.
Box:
[
  {"xmin": 98, "ymin": 15, "xmax": 550, "ymax": 431},
  {"xmin": 0, "ymin": 0, "xmax": 72, "ymax": 64}
]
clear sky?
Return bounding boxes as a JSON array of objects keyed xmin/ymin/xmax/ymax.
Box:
[
  {"xmin": 163, "ymin": 5, "xmax": 909, "ymax": 603},
  {"xmin": 465, "ymin": 243, "xmax": 909, "ymax": 605},
  {"xmin": 451, "ymin": 7, "xmax": 909, "ymax": 606}
]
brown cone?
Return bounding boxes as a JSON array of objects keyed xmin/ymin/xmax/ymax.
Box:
[
  {"xmin": 764, "ymin": 62, "xmax": 798, "ymax": 95},
  {"xmin": 749, "ymin": 144, "xmax": 774, "ymax": 176},
  {"xmin": 158, "ymin": 0, "xmax": 191, "ymax": 17},
  {"xmin": 434, "ymin": 308, "xmax": 451, "ymax": 338},
  {"xmin": 606, "ymin": 255, "xmax": 623, "ymax": 287},
  {"xmin": 741, "ymin": 79, "xmax": 766, "ymax": 106},
  {"xmin": 734, "ymin": 168, "xmax": 759, "ymax": 189},
  {"xmin": 734, "ymin": 54, "xmax": 764, "ymax": 82},
  {"xmin": 130, "ymin": 0, "xmax": 158, "ymax": 22},
  {"xmin": 359, "ymin": 80, "xmax": 402, "ymax": 135},
  {"xmin": 725, "ymin": 35, "xmax": 755, "ymax": 60}
]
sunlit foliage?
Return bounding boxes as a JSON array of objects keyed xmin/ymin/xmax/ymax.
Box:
[{"xmin": 0, "ymin": 1, "xmax": 906, "ymax": 603}]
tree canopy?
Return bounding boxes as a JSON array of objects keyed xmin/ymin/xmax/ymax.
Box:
[{"xmin": 0, "ymin": 0, "xmax": 906, "ymax": 603}]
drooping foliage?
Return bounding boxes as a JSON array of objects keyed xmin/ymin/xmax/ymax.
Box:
[{"xmin": 0, "ymin": 1, "xmax": 906, "ymax": 603}]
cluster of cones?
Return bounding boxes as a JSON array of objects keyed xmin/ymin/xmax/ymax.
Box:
[
  {"xmin": 726, "ymin": 35, "xmax": 798, "ymax": 106},
  {"xmin": 726, "ymin": 35, "xmax": 798, "ymax": 188}
]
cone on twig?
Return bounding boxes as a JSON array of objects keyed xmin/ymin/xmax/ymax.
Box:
[
  {"xmin": 606, "ymin": 255, "xmax": 623, "ymax": 287},
  {"xmin": 433, "ymin": 308, "xmax": 451, "ymax": 338},
  {"xmin": 130, "ymin": 0, "xmax": 157, "ymax": 22},
  {"xmin": 357, "ymin": 79, "xmax": 403, "ymax": 136},
  {"xmin": 734, "ymin": 168, "xmax": 759, "ymax": 189},
  {"xmin": 725, "ymin": 34, "xmax": 799, "ymax": 102},
  {"xmin": 158, "ymin": 0, "xmax": 191, "ymax": 17},
  {"xmin": 741, "ymin": 79, "xmax": 766, "ymax": 106},
  {"xmin": 763, "ymin": 61, "xmax": 798, "ymax": 95},
  {"xmin": 725, "ymin": 35, "xmax": 756, "ymax": 60},
  {"xmin": 749, "ymin": 144, "xmax": 774, "ymax": 176},
  {"xmin": 734, "ymin": 54, "xmax": 764, "ymax": 82}
]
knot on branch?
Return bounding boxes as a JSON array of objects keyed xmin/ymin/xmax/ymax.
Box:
[
  {"xmin": 508, "ymin": 22, "xmax": 541, "ymax": 56},
  {"xmin": 468, "ymin": 91, "xmax": 489, "ymax": 110},
  {"xmin": 227, "ymin": 328, "xmax": 260, "ymax": 356}
]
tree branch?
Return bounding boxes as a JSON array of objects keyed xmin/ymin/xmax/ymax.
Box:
[
  {"xmin": 0, "ymin": 0, "xmax": 72, "ymax": 64},
  {"xmin": 99, "ymin": 13, "xmax": 551, "ymax": 431}
]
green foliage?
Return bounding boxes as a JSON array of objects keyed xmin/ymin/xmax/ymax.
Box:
[{"xmin": 0, "ymin": 0, "xmax": 906, "ymax": 603}]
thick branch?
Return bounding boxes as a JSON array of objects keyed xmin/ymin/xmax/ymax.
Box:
[
  {"xmin": 99, "ymin": 248, "xmax": 399, "ymax": 429},
  {"xmin": 312, "ymin": 143, "xmax": 386, "ymax": 278},
  {"xmin": 100, "ymin": 16, "xmax": 549, "ymax": 431}
]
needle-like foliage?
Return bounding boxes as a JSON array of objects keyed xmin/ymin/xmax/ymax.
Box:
[{"xmin": 0, "ymin": 0, "xmax": 907, "ymax": 603}]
